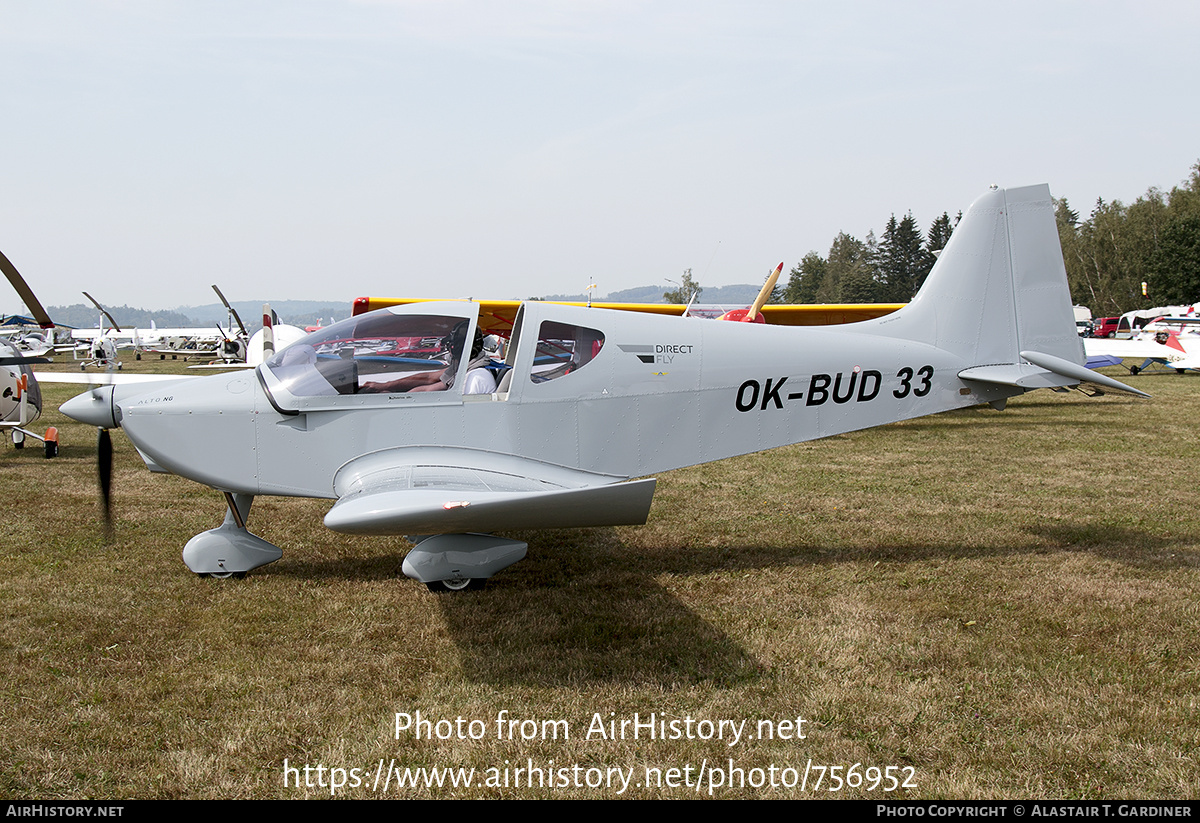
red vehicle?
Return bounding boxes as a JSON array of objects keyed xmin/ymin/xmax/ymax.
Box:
[{"xmin": 1091, "ymin": 317, "xmax": 1119, "ymax": 338}]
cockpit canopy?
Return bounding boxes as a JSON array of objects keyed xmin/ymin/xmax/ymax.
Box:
[
  {"xmin": 259, "ymin": 302, "xmax": 608, "ymax": 410},
  {"xmin": 264, "ymin": 308, "xmax": 471, "ymax": 398}
]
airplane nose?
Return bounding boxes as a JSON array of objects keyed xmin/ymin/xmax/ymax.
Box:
[{"xmin": 61, "ymin": 386, "xmax": 119, "ymax": 429}]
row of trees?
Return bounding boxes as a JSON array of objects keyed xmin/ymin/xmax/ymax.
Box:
[
  {"xmin": 1057, "ymin": 162, "xmax": 1200, "ymax": 314},
  {"xmin": 778, "ymin": 161, "xmax": 1200, "ymax": 314},
  {"xmin": 782, "ymin": 211, "xmax": 956, "ymax": 305}
]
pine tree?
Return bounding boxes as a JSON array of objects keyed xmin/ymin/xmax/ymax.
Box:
[
  {"xmin": 919, "ymin": 212, "xmax": 954, "ymax": 293},
  {"xmin": 875, "ymin": 213, "xmax": 925, "ymax": 301},
  {"xmin": 818, "ymin": 233, "xmax": 870, "ymax": 302},
  {"xmin": 785, "ymin": 252, "xmax": 827, "ymax": 303}
]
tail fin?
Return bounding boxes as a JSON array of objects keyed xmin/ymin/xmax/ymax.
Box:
[
  {"xmin": 871, "ymin": 184, "xmax": 1146, "ymax": 397},
  {"xmin": 261, "ymin": 303, "xmax": 275, "ymax": 359}
]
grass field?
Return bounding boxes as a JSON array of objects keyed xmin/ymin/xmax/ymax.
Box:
[{"xmin": 2, "ymin": 360, "xmax": 1197, "ymax": 799}]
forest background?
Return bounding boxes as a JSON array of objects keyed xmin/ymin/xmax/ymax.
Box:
[{"xmin": 777, "ymin": 161, "xmax": 1200, "ymax": 317}]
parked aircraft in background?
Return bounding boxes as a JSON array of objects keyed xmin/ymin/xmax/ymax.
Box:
[
  {"xmin": 0, "ymin": 249, "xmax": 57, "ymax": 454},
  {"xmin": 1085, "ymin": 328, "xmax": 1199, "ymax": 373},
  {"xmin": 60, "ymin": 184, "xmax": 1146, "ymax": 591},
  {"xmin": 69, "ymin": 285, "xmax": 305, "ymax": 367},
  {"xmin": 1112, "ymin": 304, "xmax": 1200, "ymax": 338},
  {"xmin": 69, "ymin": 292, "xmax": 131, "ymax": 370},
  {"xmin": 0, "ymin": 322, "xmax": 55, "ymax": 358}
]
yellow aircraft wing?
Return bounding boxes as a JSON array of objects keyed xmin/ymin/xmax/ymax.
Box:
[
  {"xmin": 351, "ymin": 297, "xmax": 903, "ymax": 336},
  {"xmin": 756, "ymin": 303, "xmax": 905, "ymax": 325}
]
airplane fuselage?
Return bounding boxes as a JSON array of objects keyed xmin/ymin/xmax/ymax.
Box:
[{"xmin": 109, "ymin": 301, "xmax": 1019, "ymax": 499}]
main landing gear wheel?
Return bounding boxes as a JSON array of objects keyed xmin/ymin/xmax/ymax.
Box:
[
  {"xmin": 200, "ymin": 571, "xmax": 246, "ymax": 580},
  {"xmin": 1129, "ymin": 365, "xmax": 1141, "ymax": 375},
  {"xmin": 402, "ymin": 534, "xmax": 526, "ymax": 590},
  {"xmin": 426, "ymin": 578, "xmax": 486, "ymax": 593}
]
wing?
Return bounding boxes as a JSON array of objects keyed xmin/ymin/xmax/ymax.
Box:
[
  {"xmin": 33, "ymin": 371, "xmax": 195, "ymax": 385},
  {"xmin": 351, "ymin": 296, "xmax": 903, "ymax": 334},
  {"xmin": 324, "ymin": 446, "xmax": 656, "ymax": 535},
  {"xmin": 756, "ymin": 303, "xmax": 904, "ymax": 325},
  {"xmin": 1166, "ymin": 354, "xmax": 1200, "ymax": 371}
]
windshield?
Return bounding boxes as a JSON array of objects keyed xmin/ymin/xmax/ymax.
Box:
[{"xmin": 263, "ymin": 310, "xmax": 469, "ymax": 397}]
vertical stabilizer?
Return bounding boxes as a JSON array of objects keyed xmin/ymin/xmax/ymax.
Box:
[
  {"xmin": 1003, "ymin": 185, "xmax": 1083, "ymax": 364},
  {"xmin": 873, "ymin": 184, "xmax": 1083, "ymax": 368}
]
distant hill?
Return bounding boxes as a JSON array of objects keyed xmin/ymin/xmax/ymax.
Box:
[
  {"xmin": 175, "ymin": 300, "xmax": 354, "ymax": 330},
  {"xmin": 47, "ymin": 303, "xmax": 208, "ymax": 331},
  {"xmin": 47, "ymin": 300, "xmax": 353, "ymax": 331}
]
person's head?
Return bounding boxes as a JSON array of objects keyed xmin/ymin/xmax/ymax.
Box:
[{"xmin": 446, "ymin": 320, "xmax": 470, "ymax": 363}]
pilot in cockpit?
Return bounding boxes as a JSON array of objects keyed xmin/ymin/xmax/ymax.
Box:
[{"xmin": 360, "ymin": 326, "xmax": 496, "ymax": 395}]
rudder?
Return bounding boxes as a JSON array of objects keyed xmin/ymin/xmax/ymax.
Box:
[{"xmin": 870, "ymin": 184, "xmax": 1081, "ymax": 368}]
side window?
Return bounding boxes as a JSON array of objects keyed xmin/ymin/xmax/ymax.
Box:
[{"xmin": 529, "ymin": 321, "xmax": 605, "ymax": 383}]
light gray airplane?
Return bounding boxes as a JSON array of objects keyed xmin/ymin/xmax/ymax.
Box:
[{"xmin": 60, "ymin": 184, "xmax": 1146, "ymax": 590}]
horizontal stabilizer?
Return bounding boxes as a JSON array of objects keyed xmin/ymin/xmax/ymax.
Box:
[
  {"xmin": 957, "ymin": 363, "xmax": 1077, "ymax": 390},
  {"xmin": 959, "ymin": 351, "xmax": 1149, "ymax": 398},
  {"xmin": 1021, "ymin": 350, "xmax": 1149, "ymax": 397},
  {"xmin": 1086, "ymin": 355, "xmax": 1124, "ymax": 370}
]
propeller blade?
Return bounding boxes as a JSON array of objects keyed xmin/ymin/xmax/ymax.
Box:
[
  {"xmin": 211, "ymin": 284, "xmax": 233, "ymax": 311},
  {"xmin": 228, "ymin": 307, "xmax": 247, "ymax": 338},
  {"xmin": 97, "ymin": 427, "xmax": 113, "ymax": 536},
  {"xmin": 82, "ymin": 291, "xmax": 122, "ymax": 333},
  {"xmin": 0, "ymin": 249, "xmax": 56, "ymax": 329},
  {"xmin": 0, "ymin": 356, "xmax": 50, "ymax": 366},
  {"xmin": 745, "ymin": 262, "xmax": 784, "ymax": 322},
  {"xmin": 212, "ymin": 285, "xmax": 248, "ymax": 337}
]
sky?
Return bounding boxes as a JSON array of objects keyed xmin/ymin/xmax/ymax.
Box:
[{"xmin": 1, "ymin": 0, "xmax": 1198, "ymax": 315}]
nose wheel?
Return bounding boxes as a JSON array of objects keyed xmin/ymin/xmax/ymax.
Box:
[{"xmin": 182, "ymin": 493, "xmax": 282, "ymax": 578}]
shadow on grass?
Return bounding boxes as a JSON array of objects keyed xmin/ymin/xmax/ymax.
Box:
[
  {"xmin": 429, "ymin": 519, "xmax": 1190, "ymax": 687},
  {"xmin": 888, "ymin": 406, "xmax": 1134, "ymax": 433},
  {"xmin": 1024, "ymin": 522, "xmax": 1200, "ymax": 569},
  {"xmin": 248, "ymin": 515, "xmax": 1195, "ymax": 688},
  {"xmin": 630, "ymin": 521, "xmax": 1200, "ymax": 576},
  {"xmin": 267, "ymin": 529, "xmax": 763, "ymax": 689},
  {"xmin": 433, "ymin": 528, "xmax": 764, "ymax": 688},
  {"xmin": 266, "ymin": 552, "xmax": 410, "ymax": 582}
]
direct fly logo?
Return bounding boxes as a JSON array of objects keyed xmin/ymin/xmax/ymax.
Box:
[{"xmin": 618, "ymin": 343, "xmax": 695, "ymax": 366}]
